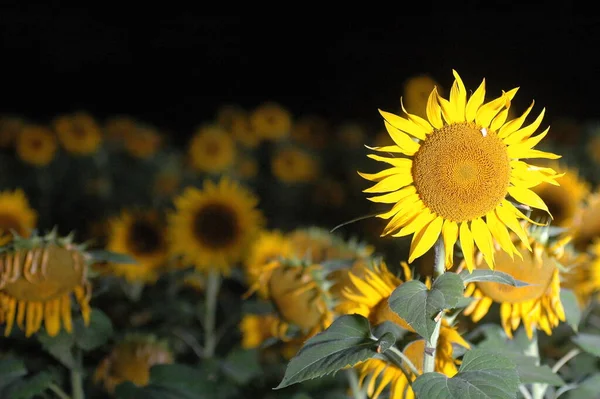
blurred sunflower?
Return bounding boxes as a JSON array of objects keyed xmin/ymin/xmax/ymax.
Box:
[
  {"xmin": 188, "ymin": 125, "xmax": 236, "ymax": 174},
  {"xmin": 245, "ymin": 230, "xmax": 293, "ymax": 298},
  {"xmin": 402, "ymin": 74, "xmax": 442, "ymax": 119},
  {"xmin": 230, "ymin": 112, "xmax": 260, "ymax": 148},
  {"xmin": 94, "ymin": 334, "xmax": 173, "ymax": 394},
  {"xmin": 104, "ymin": 116, "xmax": 137, "ymax": 144},
  {"xmin": 0, "ymin": 115, "xmax": 25, "ymax": 148},
  {"xmin": 168, "ymin": 178, "xmax": 263, "ymax": 274},
  {"xmin": 53, "ymin": 112, "xmax": 103, "ymax": 156},
  {"xmin": 291, "ymin": 115, "xmax": 329, "ymax": 150},
  {"xmin": 356, "ymin": 325, "xmax": 469, "ymax": 399},
  {"xmin": 362, "ymin": 70, "xmax": 560, "ymax": 271},
  {"xmin": 16, "ymin": 125, "xmax": 58, "ymax": 167},
  {"xmin": 104, "ymin": 210, "xmax": 168, "ymax": 283},
  {"xmin": 558, "ymin": 244, "xmax": 594, "ymax": 307},
  {"xmin": 572, "ymin": 192, "xmax": 600, "ymax": 250},
  {"xmin": 124, "ymin": 125, "xmax": 162, "ymax": 159},
  {"xmin": 0, "ymin": 189, "xmax": 37, "ymax": 245},
  {"xmin": 0, "ymin": 233, "xmax": 92, "ymax": 337},
  {"xmin": 216, "ymin": 104, "xmax": 245, "ymax": 130},
  {"xmin": 463, "ymin": 233, "xmax": 567, "ymax": 338},
  {"xmin": 271, "ymin": 147, "xmax": 319, "ymax": 184},
  {"xmin": 239, "ymin": 313, "xmax": 281, "ymax": 349},
  {"xmin": 250, "ymin": 102, "xmax": 292, "ymax": 140}
]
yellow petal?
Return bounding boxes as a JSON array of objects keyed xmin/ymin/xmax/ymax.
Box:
[
  {"xmin": 465, "ymin": 78, "xmax": 486, "ymax": 122},
  {"xmin": 442, "ymin": 219, "xmax": 459, "ymax": 268},
  {"xmin": 502, "ymin": 199, "xmax": 547, "ymax": 227},
  {"xmin": 507, "ymin": 145, "xmax": 561, "ymax": 159},
  {"xmin": 400, "ymin": 101, "xmax": 435, "ymax": 133},
  {"xmin": 507, "ymin": 186, "xmax": 550, "ymax": 213},
  {"xmin": 450, "ymin": 70, "xmax": 467, "ymax": 121},
  {"xmin": 377, "ymin": 193, "xmax": 420, "ymax": 219},
  {"xmin": 392, "ymin": 208, "xmax": 436, "ymax": 237},
  {"xmin": 498, "ymin": 101, "xmax": 535, "ymax": 138},
  {"xmin": 378, "ymin": 109, "xmax": 428, "ymax": 140},
  {"xmin": 426, "ymin": 87, "xmax": 443, "ymax": 129},
  {"xmin": 470, "ymin": 218, "xmax": 495, "ymax": 269},
  {"xmin": 476, "ymin": 87, "xmax": 519, "ymax": 128},
  {"xmin": 438, "ymin": 92, "xmax": 458, "ymax": 124},
  {"xmin": 358, "ymin": 168, "xmax": 403, "ymax": 182},
  {"xmin": 471, "ymin": 297, "xmax": 494, "ymax": 322},
  {"xmin": 495, "ymin": 205, "xmax": 532, "ymax": 251},
  {"xmin": 368, "ymin": 185, "xmax": 417, "ymax": 204},
  {"xmin": 408, "ymin": 216, "xmax": 443, "ymax": 263},
  {"xmin": 459, "ymin": 222, "xmax": 475, "ymax": 272},
  {"xmin": 384, "ymin": 121, "xmax": 422, "ymax": 154},
  {"xmin": 382, "ymin": 202, "xmax": 423, "ymax": 235},
  {"xmin": 363, "ymin": 174, "xmax": 414, "ymax": 193},
  {"xmin": 503, "ymin": 109, "xmax": 546, "ymax": 145},
  {"xmin": 490, "ymin": 108, "xmax": 509, "ymax": 132},
  {"xmin": 367, "ymin": 154, "xmax": 413, "ymax": 168},
  {"xmin": 364, "ymin": 144, "xmax": 406, "ymax": 153},
  {"xmin": 486, "ymin": 211, "xmax": 520, "ymax": 260}
]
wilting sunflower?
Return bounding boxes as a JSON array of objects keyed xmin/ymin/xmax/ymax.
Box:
[
  {"xmin": 168, "ymin": 178, "xmax": 263, "ymax": 274},
  {"xmin": 16, "ymin": 125, "xmax": 58, "ymax": 167},
  {"xmin": 572, "ymin": 191, "xmax": 600, "ymax": 250},
  {"xmin": 0, "ymin": 232, "xmax": 92, "ymax": 337},
  {"xmin": 124, "ymin": 125, "xmax": 162, "ymax": 159},
  {"xmin": 94, "ymin": 334, "xmax": 173, "ymax": 394},
  {"xmin": 356, "ymin": 324, "xmax": 469, "ymax": 399},
  {"xmin": 0, "ymin": 115, "xmax": 25, "ymax": 148},
  {"xmin": 104, "ymin": 210, "xmax": 168, "ymax": 283},
  {"xmin": 362, "ymin": 70, "xmax": 561, "ymax": 271},
  {"xmin": 0, "ymin": 189, "xmax": 37, "ymax": 246},
  {"xmin": 463, "ymin": 233, "xmax": 567, "ymax": 338},
  {"xmin": 402, "ymin": 74, "xmax": 442, "ymax": 119},
  {"xmin": 53, "ymin": 112, "xmax": 103, "ymax": 156},
  {"xmin": 271, "ymin": 147, "xmax": 319, "ymax": 184},
  {"xmin": 188, "ymin": 125, "xmax": 236, "ymax": 174},
  {"xmin": 250, "ymin": 102, "xmax": 292, "ymax": 140}
]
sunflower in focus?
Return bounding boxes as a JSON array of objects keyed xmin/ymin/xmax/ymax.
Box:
[
  {"xmin": 94, "ymin": 334, "xmax": 174, "ymax": 394},
  {"xmin": 188, "ymin": 125, "xmax": 236, "ymax": 174},
  {"xmin": 104, "ymin": 210, "xmax": 168, "ymax": 283},
  {"xmin": 362, "ymin": 70, "xmax": 560, "ymax": 271},
  {"xmin": 291, "ymin": 115, "xmax": 329, "ymax": 149},
  {"xmin": 0, "ymin": 189, "xmax": 37, "ymax": 245},
  {"xmin": 16, "ymin": 125, "xmax": 58, "ymax": 167},
  {"xmin": 250, "ymin": 102, "xmax": 292, "ymax": 140},
  {"xmin": 402, "ymin": 74, "xmax": 442, "ymax": 119},
  {"xmin": 53, "ymin": 112, "xmax": 102, "ymax": 156},
  {"xmin": 168, "ymin": 178, "xmax": 263, "ymax": 274},
  {"xmin": 572, "ymin": 192, "xmax": 600, "ymax": 250},
  {"xmin": 271, "ymin": 147, "xmax": 319, "ymax": 184},
  {"xmin": 463, "ymin": 232, "xmax": 567, "ymax": 338},
  {"xmin": 0, "ymin": 232, "xmax": 92, "ymax": 337},
  {"xmin": 0, "ymin": 115, "xmax": 25, "ymax": 148},
  {"xmin": 124, "ymin": 125, "xmax": 162, "ymax": 159}
]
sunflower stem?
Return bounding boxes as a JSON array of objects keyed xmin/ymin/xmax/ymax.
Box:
[
  {"xmin": 423, "ymin": 238, "xmax": 445, "ymax": 374},
  {"xmin": 48, "ymin": 383, "xmax": 73, "ymax": 399},
  {"xmin": 70, "ymin": 348, "xmax": 85, "ymax": 399},
  {"xmin": 202, "ymin": 268, "xmax": 221, "ymax": 358},
  {"xmin": 524, "ymin": 329, "xmax": 545, "ymax": 399},
  {"xmin": 345, "ymin": 368, "xmax": 367, "ymax": 399}
]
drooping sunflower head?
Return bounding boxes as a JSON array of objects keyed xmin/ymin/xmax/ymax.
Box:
[
  {"xmin": 0, "ymin": 189, "xmax": 37, "ymax": 246},
  {"xmin": 188, "ymin": 125, "xmax": 236, "ymax": 174},
  {"xmin": 0, "ymin": 231, "xmax": 92, "ymax": 337},
  {"xmin": 0, "ymin": 115, "xmax": 25, "ymax": 148},
  {"xmin": 362, "ymin": 70, "xmax": 561, "ymax": 272},
  {"xmin": 402, "ymin": 74, "xmax": 442, "ymax": 119},
  {"xmin": 94, "ymin": 334, "xmax": 173, "ymax": 394},
  {"xmin": 271, "ymin": 146, "xmax": 319, "ymax": 184},
  {"xmin": 16, "ymin": 125, "xmax": 58, "ymax": 167},
  {"xmin": 250, "ymin": 102, "xmax": 292, "ymax": 140},
  {"xmin": 291, "ymin": 115, "xmax": 329, "ymax": 150},
  {"xmin": 53, "ymin": 112, "xmax": 103, "ymax": 156},
  {"xmin": 463, "ymin": 231, "xmax": 568, "ymax": 338},
  {"xmin": 168, "ymin": 178, "xmax": 264, "ymax": 275},
  {"xmin": 104, "ymin": 210, "xmax": 168, "ymax": 283},
  {"xmin": 123, "ymin": 124, "xmax": 162, "ymax": 159}
]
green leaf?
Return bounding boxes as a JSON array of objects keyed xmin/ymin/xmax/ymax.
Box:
[
  {"xmin": 412, "ymin": 349, "xmax": 519, "ymax": 399},
  {"xmin": 88, "ymin": 249, "xmax": 138, "ymax": 264},
  {"xmin": 149, "ymin": 364, "xmax": 216, "ymax": 398},
  {"xmin": 432, "ymin": 273, "xmax": 465, "ymax": 308},
  {"xmin": 459, "ymin": 269, "xmax": 529, "ymax": 286},
  {"xmin": 566, "ymin": 373, "xmax": 600, "ymax": 399},
  {"xmin": 0, "ymin": 358, "xmax": 27, "ymax": 390},
  {"xmin": 515, "ymin": 360, "xmax": 564, "ymax": 386},
  {"xmin": 572, "ymin": 333, "xmax": 600, "ymax": 357},
  {"xmin": 388, "ymin": 280, "xmax": 444, "ymax": 340},
  {"xmin": 74, "ymin": 308, "xmax": 113, "ymax": 350},
  {"xmin": 220, "ymin": 348, "xmax": 262, "ymax": 385},
  {"xmin": 560, "ymin": 289, "xmax": 581, "ymax": 332},
  {"xmin": 275, "ymin": 314, "xmax": 392, "ymax": 389},
  {"xmin": 3, "ymin": 371, "xmax": 54, "ymax": 399},
  {"xmin": 37, "ymin": 330, "xmax": 77, "ymax": 370}
]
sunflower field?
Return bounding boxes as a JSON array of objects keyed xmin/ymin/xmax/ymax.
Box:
[{"xmin": 1, "ymin": 69, "xmax": 600, "ymax": 399}]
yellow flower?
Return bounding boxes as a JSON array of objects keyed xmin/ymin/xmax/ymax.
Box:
[
  {"xmin": 168, "ymin": 178, "xmax": 263, "ymax": 274},
  {"xmin": 0, "ymin": 189, "xmax": 37, "ymax": 246},
  {"xmin": 530, "ymin": 163, "xmax": 589, "ymax": 229},
  {"xmin": 271, "ymin": 147, "xmax": 319, "ymax": 183},
  {"xmin": 230, "ymin": 112, "xmax": 260, "ymax": 148},
  {"xmin": 239, "ymin": 313, "xmax": 281, "ymax": 349},
  {"xmin": 559, "ymin": 245, "xmax": 594, "ymax": 307},
  {"xmin": 188, "ymin": 125, "xmax": 236, "ymax": 174},
  {"xmin": 124, "ymin": 125, "xmax": 162, "ymax": 159},
  {"xmin": 0, "ymin": 234, "xmax": 92, "ymax": 337},
  {"xmin": 105, "ymin": 210, "xmax": 168, "ymax": 283},
  {"xmin": 572, "ymin": 192, "xmax": 600, "ymax": 250},
  {"xmin": 362, "ymin": 70, "xmax": 561, "ymax": 271},
  {"xmin": 0, "ymin": 116, "xmax": 25, "ymax": 148},
  {"xmin": 53, "ymin": 112, "xmax": 102, "ymax": 156},
  {"xmin": 94, "ymin": 334, "xmax": 173, "ymax": 394},
  {"xmin": 356, "ymin": 324, "xmax": 469, "ymax": 399},
  {"xmin": 291, "ymin": 115, "xmax": 329, "ymax": 149},
  {"xmin": 402, "ymin": 74, "xmax": 442, "ymax": 119},
  {"xmin": 245, "ymin": 230, "xmax": 293, "ymax": 298},
  {"xmin": 250, "ymin": 102, "xmax": 292, "ymax": 140},
  {"xmin": 16, "ymin": 125, "xmax": 58, "ymax": 167},
  {"xmin": 286, "ymin": 227, "xmax": 374, "ymax": 264},
  {"xmin": 463, "ymin": 235, "xmax": 567, "ymax": 338}
]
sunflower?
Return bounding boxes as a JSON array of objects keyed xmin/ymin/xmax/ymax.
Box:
[
  {"xmin": 168, "ymin": 178, "xmax": 263, "ymax": 274},
  {"xmin": 124, "ymin": 125, "xmax": 162, "ymax": 159},
  {"xmin": 16, "ymin": 125, "xmax": 58, "ymax": 167},
  {"xmin": 0, "ymin": 232, "xmax": 92, "ymax": 337},
  {"xmin": 250, "ymin": 102, "xmax": 292, "ymax": 140},
  {"xmin": 356, "ymin": 325, "xmax": 470, "ymax": 399},
  {"xmin": 188, "ymin": 125, "xmax": 236, "ymax": 174},
  {"xmin": 104, "ymin": 116, "xmax": 137, "ymax": 144},
  {"xmin": 271, "ymin": 147, "xmax": 319, "ymax": 184},
  {"xmin": 558, "ymin": 244, "xmax": 594, "ymax": 307},
  {"xmin": 53, "ymin": 112, "xmax": 103, "ymax": 156},
  {"xmin": 0, "ymin": 189, "xmax": 37, "ymax": 246},
  {"xmin": 572, "ymin": 192, "xmax": 600, "ymax": 250},
  {"xmin": 0, "ymin": 115, "xmax": 25, "ymax": 148},
  {"xmin": 463, "ymin": 234, "xmax": 567, "ymax": 338},
  {"xmin": 530, "ymin": 163, "xmax": 589, "ymax": 228},
  {"xmin": 239, "ymin": 313, "xmax": 281, "ymax": 349},
  {"xmin": 361, "ymin": 70, "xmax": 561, "ymax": 271},
  {"xmin": 291, "ymin": 115, "xmax": 330, "ymax": 150},
  {"xmin": 245, "ymin": 230, "xmax": 293, "ymax": 298},
  {"xmin": 94, "ymin": 334, "xmax": 173, "ymax": 394},
  {"xmin": 230, "ymin": 112, "xmax": 260, "ymax": 148},
  {"xmin": 402, "ymin": 74, "xmax": 442, "ymax": 119},
  {"xmin": 104, "ymin": 210, "xmax": 168, "ymax": 283}
]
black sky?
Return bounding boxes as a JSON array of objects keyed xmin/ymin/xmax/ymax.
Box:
[{"xmin": 1, "ymin": 13, "xmax": 599, "ymax": 139}]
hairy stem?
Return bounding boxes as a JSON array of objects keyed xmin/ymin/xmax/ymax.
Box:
[
  {"xmin": 202, "ymin": 268, "xmax": 221, "ymax": 358},
  {"xmin": 423, "ymin": 238, "xmax": 445, "ymax": 374}
]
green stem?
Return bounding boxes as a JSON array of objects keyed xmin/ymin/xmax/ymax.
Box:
[
  {"xmin": 48, "ymin": 383, "xmax": 72, "ymax": 399},
  {"xmin": 70, "ymin": 348, "xmax": 85, "ymax": 399},
  {"xmin": 384, "ymin": 346, "xmax": 420, "ymax": 377},
  {"xmin": 345, "ymin": 368, "xmax": 367, "ymax": 399},
  {"xmin": 524, "ymin": 329, "xmax": 545, "ymax": 399},
  {"xmin": 203, "ymin": 268, "xmax": 221, "ymax": 358},
  {"xmin": 423, "ymin": 238, "xmax": 445, "ymax": 374}
]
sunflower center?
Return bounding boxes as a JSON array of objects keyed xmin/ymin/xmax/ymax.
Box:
[
  {"xmin": 476, "ymin": 246, "xmax": 556, "ymax": 303},
  {"xmin": 412, "ymin": 122, "xmax": 511, "ymax": 222},
  {"xmin": 30, "ymin": 138, "xmax": 43, "ymax": 150},
  {"xmin": 0, "ymin": 214, "xmax": 26, "ymax": 236},
  {"xmin": 193, "ymin": 203, "xmax": 239, "ymax": 249},
  {"xmin": 128, "ymin": 220, "xmax": 163, "ymax": 254},
  {"xmin": 204, "ymin": 139, "xmax": 221, "ymax": 156}
]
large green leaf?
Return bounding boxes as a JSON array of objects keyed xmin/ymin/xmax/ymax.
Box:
[
  {"xmin": 275, "ymin": 314, "xmax": 395, "ymax": 389},
  {"xmin": 560, "ymin": 289, "xmax": 581, "ymax": 332},
  {"xmin": 565, "ymin": 373, "xmax": 600, "ymax": 399},
  {"xmin": 74, "ymin": 308, "xmax": 113, "ymax": 350},
  {"xmin": 412, "ymin": 349, "xmax": 519, "ymax": 399},
  {"xmin": 432, "ymin": 273, "xmax": 465, "ymax": 308},
  {"xmin": 572, "ymin": 333, "xmax": 600, "ymax": 357},
  {"xmin": 459, "ymin": 270, "xmax": 529, "ymax": 286}
]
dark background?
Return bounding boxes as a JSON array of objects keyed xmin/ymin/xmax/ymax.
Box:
[{"xmin": 2, "ymin": 13, "xmax": 599, "ymax": 142}]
